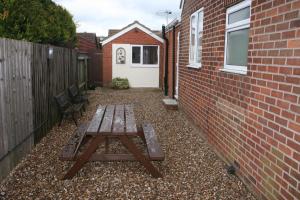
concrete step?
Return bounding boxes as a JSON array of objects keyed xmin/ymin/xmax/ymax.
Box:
[{"xmin": 162, "ymin": 98, "xmax": 178, "ymax": 110}]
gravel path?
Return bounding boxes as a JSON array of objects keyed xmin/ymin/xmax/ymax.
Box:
[{"xmin": 0, "ymin": 88, "xmax": 256, "ymax": 200}]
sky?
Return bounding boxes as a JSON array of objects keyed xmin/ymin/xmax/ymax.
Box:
[{"xmin": 54, "ymin": 0, "xmax": 181, "ymax": 36}]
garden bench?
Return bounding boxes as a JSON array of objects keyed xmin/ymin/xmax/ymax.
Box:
[
  {"xmin": 60, "ymin": 104, "xmax": 164, "ymax": 179},
  {"xmin": 68, "ymin": 84, "xmax": 89, "ymax": 105},
  {"xmin": 54, "ymin": 92, "xmax": 84, "ymax": 126}
]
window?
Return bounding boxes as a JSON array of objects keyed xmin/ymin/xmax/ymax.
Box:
[
  {"xmin": 132, "ymin": 46, "xmax": 141, "ymax": 64},
  {"xmin": 143, "ymin": 46, "xmax": 158, "ymax": 64},
  {"xmin": 131, "ymin": 45, "xmax": 159, "ymax": 67},
  {"xmin": 189, "ymin": 8, "xmax": 204, "ymax": 68},
  {"xmin": 224, "ymin": 0, "xmax": 251, "ymax": 75}
]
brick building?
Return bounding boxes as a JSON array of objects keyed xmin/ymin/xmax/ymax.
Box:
[
  {"xmin": 77, "ymin": 33, "xmax": 102, "ymax": 86},
  {"xmin": 176, "ymin": 0, "xmax": 300, "ymax": 199},
  {"xmin": 102, "ymin": 21, "xmax": 164, "ymax": 87}
]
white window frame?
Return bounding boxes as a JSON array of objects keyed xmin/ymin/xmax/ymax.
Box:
[
  {"xmin": 223, "ymin": 0, "xmax": 251, "ymax": 75},
  {"xmin": 188, "ymin": 8, "xmax": 204, "ymax": 69},
  {"xmin": 131, "ymin": 45, "xmax": 160, "ymax": 68}
]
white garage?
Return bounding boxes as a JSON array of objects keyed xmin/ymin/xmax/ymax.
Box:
[{"xmin": 102, "ymin": 21, "xmax": 164, "ymax": 88}]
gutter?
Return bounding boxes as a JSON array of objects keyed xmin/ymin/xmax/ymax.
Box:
[
  {"xmin": 172, "ymin": 25, "xmax": 176, "ymax": 99},
  {"xmin": 162, "ymin": 25, "xmax": 169, "ymax": 96}
]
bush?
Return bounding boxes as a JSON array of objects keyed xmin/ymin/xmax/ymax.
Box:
[
  {"xmin": 112, "ymin": 77, "xmax": 129, "ymax": 89},
  {"xmin": 0, "ymin": 0, "xmax": 77, "ymax": 47}
]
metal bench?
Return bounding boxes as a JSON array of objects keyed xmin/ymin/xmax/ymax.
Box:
[
  {"xmin": 54, "ymin": 92, "xmax": 84, "ymax": 126},
  {"xmin": 68, "ymin": 84, "xmax": 89, "ymax": 105}
]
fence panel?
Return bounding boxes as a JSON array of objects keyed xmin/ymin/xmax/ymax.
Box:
[
  {"xmin": 0, "ymin": 38, "xmax": 80, "ymax": 181},
  {"xmin": 88, "ymin": 50, "xmax": 103, "ymax": 86},
  {"xmin": 0, "ymin": 38, "xmax": 33, "ymax": 159},
  {"xmin": 32, "ymin": 44, "xmax": 49, "ymax": 142},
  {"xmin": 31, "ymin": 45, "xmax": 78, "ymax": 143}
]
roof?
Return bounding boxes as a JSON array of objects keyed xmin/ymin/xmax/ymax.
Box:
[
  {"xmin": 102, "ymin": 21, "xmax": 164, "ymax": 46},
  {"xmin": 108, "ymin": 28, "xmax": 162, "ymax": 38},
  {"xmin": 108, "ymin": 29, "xmax": 121, "ymax": 37},
  {"xmin": 166, "ymin": 19, "xmax": 181, "ymax": 31},
  {"xmin": 77, "ymin": 32, "xmax": 98, "ymax": 44}
]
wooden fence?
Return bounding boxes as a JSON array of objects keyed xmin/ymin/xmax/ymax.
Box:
[
  {"xmin": 0, "ymin": 38, "xmax": 81, "ymax": 181},
  {"xmin": 87, "ymin": 49, "xmax": 103, "ymax": 86},
  {"xmin": 32, "ymin": 43, "xmax": 78, "ymax": 142},
  {"xmin": 0, "ymin": 39, "xmax": 33, "ymax": 160}
]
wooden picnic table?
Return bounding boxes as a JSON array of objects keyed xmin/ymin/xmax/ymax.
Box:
[{"xmin": 60, "ymin": 104, "xmax": 164, "ymax": 179}]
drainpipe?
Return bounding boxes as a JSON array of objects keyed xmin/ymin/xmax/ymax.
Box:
[
  {"xmin": 162, "ymin": 25, "xmax": 169, "ymax": 96},
  {"xmin": 172, "ymin": 25, "xmax": 176, "ymax": 99}
]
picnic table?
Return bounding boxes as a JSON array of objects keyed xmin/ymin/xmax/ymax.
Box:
[{"xmin": 60, "ymin": 104, "xmax": 164, "ymax": 179}]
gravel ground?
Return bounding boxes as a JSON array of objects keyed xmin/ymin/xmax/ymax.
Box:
[{"xmin": 0, "ymin": 88, "xmax": 256, "ymax": 200}]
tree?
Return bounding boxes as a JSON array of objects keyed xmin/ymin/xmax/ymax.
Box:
[{"xmin": 0, "ymin": 0, "xmax": 77, "ymax": 47}]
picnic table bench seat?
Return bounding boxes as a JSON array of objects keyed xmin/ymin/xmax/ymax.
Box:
[
  {"xmin": 142, "ymin": 123, "xmax": 164, "ymax": 161},
  {"xmin": 60, "ymin": 123, "xmax": 89, "ymax": 161}
]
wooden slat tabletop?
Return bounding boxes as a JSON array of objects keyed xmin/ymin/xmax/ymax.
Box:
[
  {"xmin": 99, "ymin": 105, "xmax": 115, "ymax": 133},
  {"xmin": 113, "ymin": 105, "xmax": 125, "ymax": 133},
  {"xmin": 86, "ymin": 104, "xmax": 138, "ymax": 136},
  {"xmin": 86, "ymin": 105, "xmax": 106, "ymax": 135},
  {"xmin": 125, "ymin": 104, "xmax": 137, "ymax": 133}
]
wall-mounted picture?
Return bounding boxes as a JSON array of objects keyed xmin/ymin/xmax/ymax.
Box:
[{"xmin": 116, "ymin": 47, "xmax": 126, "ymax": 64}]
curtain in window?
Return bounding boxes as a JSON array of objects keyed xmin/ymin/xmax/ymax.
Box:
[
  {"xmin": 190, "ymin": 15, "xmax": 196, "ymax": 62},
  {"xmin": 132, "ymin": 46, "xmax": 141, "ymax": 63},
  {"xmin": 143, "ymin": 46, "xmax": 158, "ymax": 64}
]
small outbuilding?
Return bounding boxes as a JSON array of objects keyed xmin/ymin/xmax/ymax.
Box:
[{"xmin": 101, "ymin": 21, "xmax": 164, "ymax": 88}]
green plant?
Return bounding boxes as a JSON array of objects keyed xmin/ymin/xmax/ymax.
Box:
[
  {"xmin": 111, "ymin": 77, "xmax": 129, "ymax": 89},
  {"xmin": 0, "ymin": 0, "xmax": 77, "ymax": 47}
]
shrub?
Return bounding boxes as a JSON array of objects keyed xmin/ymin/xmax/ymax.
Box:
[
  {"xmin": 0, "ymin": 0, "xmax": 77, "ymax": 47},
  {"xmin": 112, "ymin": 77, "xmax": 129, "ymax": 89}
]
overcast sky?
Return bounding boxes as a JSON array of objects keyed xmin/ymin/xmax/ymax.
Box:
[{"xmin": 54, "ymin": 0, "xmax": 181, "ymax": 36}]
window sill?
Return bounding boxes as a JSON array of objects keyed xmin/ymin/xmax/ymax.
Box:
[
  {"xmin": 131, "ymin": 64, "xmax": 159, "ymax": 68},
  {"xmin": 187, "ymin": 63, "xmax": 201, "ymax": 69},
  {"xmin": 220, "ymin": 68, "xmax": 247, "ymax": 75}
]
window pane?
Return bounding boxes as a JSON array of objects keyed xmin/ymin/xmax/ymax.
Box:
[
  {"xmin": 143, "ymin": 46, "xmax": 158, "ymax": 64},
  {"xmin": 132, "ymin": 46, "xmax": 141, "ymax": 64},
  {"xmin": 190, "ymin": 15, "xmax": 196, "ymax": 62},
  {"xmin": 228, "ymin": 6, "xmax": 250, "ymax": 24},
  {"xmin": 196, "ymin": 11, "xmax": 203, "ymax": 63},
  {"xmin": 226, "ymin": 28, "xmax": 249, "ymax": 66},
  {"xmin": 197, "ymin": 11, "xmax": 203, "ymax": 32}
]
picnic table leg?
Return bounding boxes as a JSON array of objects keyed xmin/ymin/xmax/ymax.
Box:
[
  {"xmin": 137, "ymin": 126, "xmax": 146, "ymax": 144},
  {"xmin": 119, "ymin": 135, "xmax": 162, "ymax": 178},
  {"xmin": 63, "ymin": 136, "xmax": 105, "ymax": 180},
  {"xmin": 105, "ymin": 137, "xmax": 109, "ymax": 153}
]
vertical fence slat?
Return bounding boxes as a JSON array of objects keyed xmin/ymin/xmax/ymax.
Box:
[
  {"xmin": 0, "ymin": 39, "xmax": 5, "ymax": 159},
  {"xmin": 1, "ymin": 39, "xmax": 9, "ymax": 157}
]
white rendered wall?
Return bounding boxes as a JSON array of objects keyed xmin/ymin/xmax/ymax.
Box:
[{"xmin": 112, "ymin": 44, "xmax": 159, "ymax": 88}]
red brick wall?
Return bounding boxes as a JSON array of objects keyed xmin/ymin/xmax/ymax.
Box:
[
  {"xmin": 179, "ymin": 0, "xmax": 300, "ymax": 199},
  {"xmin": 102, "ymin": 28, "xmax": 164, "ymax": 87},
  {"xmin": 165, "ymin": 25, "xmax": 180, "ymax": 97}
]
